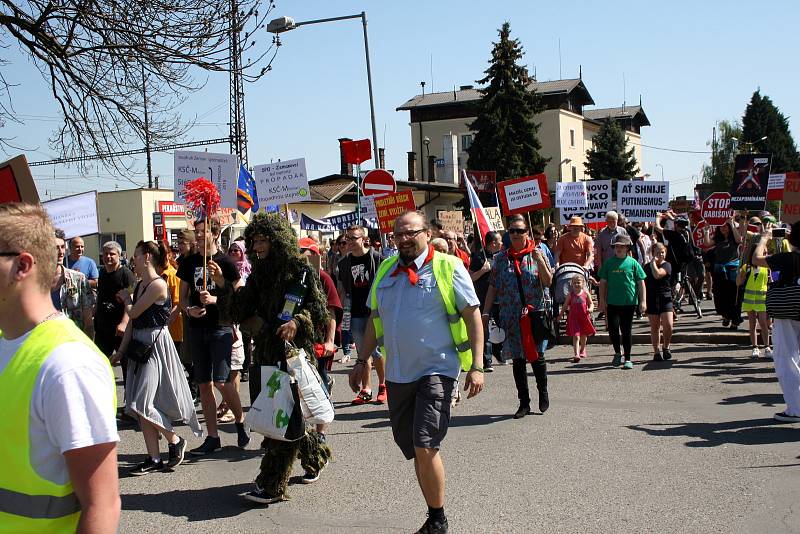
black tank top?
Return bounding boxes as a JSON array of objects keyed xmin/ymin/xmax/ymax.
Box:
[{"xmin": 131, "ymin": 280, "xmax": 172, "ymax": 329}]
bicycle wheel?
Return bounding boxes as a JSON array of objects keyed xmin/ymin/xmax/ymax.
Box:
[{"xmin": 685, "ymin": 278, "xmax": 703, "ymax": 318}]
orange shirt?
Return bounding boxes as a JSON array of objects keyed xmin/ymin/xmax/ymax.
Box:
[
  {"xmin": 161, "ymin": 264, "xmax": 183, "ymax": 342},
  {"xmin": 557, "ymin": 232, "xmax": 592, "ymax": 266}
]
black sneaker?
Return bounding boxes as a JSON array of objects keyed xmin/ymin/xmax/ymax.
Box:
[
  {"xmin": 190, "ymin": 435, "xmax": 221, "ymax": 456},
  {"xmin": 240, "ymin": 371, "xmax": 249, "ymax": 383},
  {"xmin": 301, "ymin": 457, "xmax": 328, "ymax": 484},
  {"xmin": 484, "ymin": 365, "xmax": 494, "ymax": 373},
  {"xmin": 236, "ymin": 422, "xmax": 251, "ymax": 449},
  {"xmin": 242, "ymin": 484, "xmax": 284, "ymax": 505},
  {"xmin": 130, "ymin": 457, "xmax": 164, "ymax": 476},
  {"xmin": 167, "ymin": 437, "xmax": 187, "ymax": 468},
  {"xmin": 416, "ymin": 514, "xmax": 448, "ymax": 534},
  {"xmin": 662, "ymin": 348, "xmax": 673, "ymax": 361},
  {"xmin": 513, "ymin": 404, "xmax": 531, "ymax": 419},
  {"xmin": 653, "ymin": 351, "xmax": 663, "ymax": 361},
  {"xmin": 722, "ymin": 319, "xmax": 730, "ymax": 327}
]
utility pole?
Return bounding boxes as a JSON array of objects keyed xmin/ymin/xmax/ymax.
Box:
[
  {"xmin": 229, "ymin": 0, "xmax": 248, "ymax": 167},
  {"xmin": 142, "ymin": 63, "xmax": 153, "ymax": 188}
]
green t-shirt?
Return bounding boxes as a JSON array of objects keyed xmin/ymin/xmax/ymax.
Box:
[{"xmin": 599, "ymin": 255, "xmax": 646, "ymax": 306}]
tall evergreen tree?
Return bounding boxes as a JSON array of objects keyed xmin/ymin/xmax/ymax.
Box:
[
  {"xmin": 741, "ymin": 90, "xmax": 800, "ymax": 172},
  {"xmin": 584, "ymin": 118, "xmax": 638, "ymax": 181},
  {"xmin": 701, "ymin": 119, "xmax": 741, "ymax": 192},
  {"xmin": 467, "ymin": 22, "xmax": 548, "ymax": 182}
]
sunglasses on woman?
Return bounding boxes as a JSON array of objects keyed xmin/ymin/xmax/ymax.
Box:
[{"xmin": 508, "ymin": 228, "xmax": 528, "ymax": 235}]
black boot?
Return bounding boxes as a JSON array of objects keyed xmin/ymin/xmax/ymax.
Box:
[
  {"xmin": 513, "ymin": 404, "xmax": 531, "ymax": 419},
  {"xmin": 532, "ymin": 357, "xmax": 549, "ymax": 414},
  {"xmin": 512, "ymin": 359, "xmax": 531, "ymax": 418}
]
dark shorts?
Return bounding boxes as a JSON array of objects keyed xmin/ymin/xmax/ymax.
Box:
[
  {"xmin": 188, "ymin": 325, "xmax": 232, "ymax": 383},
  {"xmin": 386, "ymin": 375, "xmax": 456, "ymax": 460},
  {"xmin": 647, "ymin": 295, "xmax": 674, "ymax": 315}
]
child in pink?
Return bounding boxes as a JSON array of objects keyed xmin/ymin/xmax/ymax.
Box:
[{"xmin": 559, "ymin": 274, "xmax": 597, "ymax": 362}]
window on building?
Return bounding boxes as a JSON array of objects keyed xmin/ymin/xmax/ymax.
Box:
[
  {"xmin": 571, "ymin": 166, "xmax": 577, "ymax": 181},
  {"xmin": 570, "ymin": 129, "xmax": 575, "ymax": 147},
  {"xmin": 461, "ymin": 134, "xmax": 473, "ymax": 151}
]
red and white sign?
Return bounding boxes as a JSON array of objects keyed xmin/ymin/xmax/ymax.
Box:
[
  {"xmin": 462, "ymin": 170, "xmax": 497, "ymax": 193},
  {"xmin": 496, "ymin": 173, "xmax": 550, "ymax": 216},
  {"xmin": 374, "ymin": 190, "xmax": 416, "ymax": 233},
  {"xmin": 158, "ymin": 201, "xmax": 185, "ymax": 216},
  {"xmin": 767, "ymin": 173, "xmax": 786, "ymax": 201},
  {"xmin": 701, "ymin": 192, "xmax": 733, "ymax": 226},
  {"xmin": 782, "ymin": 175, "xmax": 800, "ymax": 225},
  {"xmin": 361, "ymin": 169, "xmax": 396, "ymax": 196}
]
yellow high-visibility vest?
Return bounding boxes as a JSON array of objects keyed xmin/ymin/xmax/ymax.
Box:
[
  {"xmin": 0, "ymin": 318, "xmax": 116, "ymax": 533},
  {"xmin": 370, "ymin": 252, "xmax": 472, "ymax": 371}
]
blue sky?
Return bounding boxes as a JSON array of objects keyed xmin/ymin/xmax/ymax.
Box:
[{"xmin": 4, "ymin": 0, "xmax": 799, "ymax": 200}]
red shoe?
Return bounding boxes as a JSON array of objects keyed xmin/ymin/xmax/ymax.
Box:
[
  {"xmin": 351, "ymin": 389, "xmax": 372, "ymax": 405},
  {"xmin": 375, "ymin": 384, "xmax": 388, "ymax": 404}
]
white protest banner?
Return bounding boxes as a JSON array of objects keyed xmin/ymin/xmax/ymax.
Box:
[
  {"xmin": 437, "ymin": 211, "xmax": 465, "ymax": 234},
  {"xmin": 496, "ymin": 173, "xmax": 550, "ymax": 216},
  {"xmin": 173, "ymin": 150, "xmax": 239, "ymax": 208},
  {"xmin": 555, "ymin": 181, "xmax": 588, "ymax": 209},
  {"xmin": 253, "ymin": 158, "xmax": 309, "ymax": 206},
  {"xmin": 767, "ymin": 173, "xmax": 786, "ymax": 201},
  {"xmin": 559, "ymin": 180, "xmax": 612, "ymax": 224},
  {"xmin": 43, "ymin": 191, "xmax": 99, "ymax": 239},
  {"xmin": 617, "ymin": 180, "xmax": 670, "ymax": 222},
  {"xmin": 360, "ymin": 194, "xmax": 378, "ymax": 219},
  {"xmin": 485, "ymin": 207, "xmax": 505, "ymax": 231}
]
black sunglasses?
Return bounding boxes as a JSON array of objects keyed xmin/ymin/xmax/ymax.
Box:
[
  {"xmin": 508, "ymin": 228, "xmax": 528, "ymax": 235},
  {"xmin": 0, "ymin": 252, "xmax": 20, "ymax": 257}
]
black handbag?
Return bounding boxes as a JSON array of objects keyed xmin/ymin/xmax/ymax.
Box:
[
  {"xmin": 125, "ymin": 326, "xmax": 166, "ymax": 364},
  {"xmin": 766, "ymin": 252, "xmax": 800, "ymax": 320}
]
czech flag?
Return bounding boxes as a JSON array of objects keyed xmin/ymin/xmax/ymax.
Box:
[
  {"xmin": 462, "ymin": 169, "xmax": 491, "ymax": 241},
  {"xmin": 236, "ymin": 164, "xmax": 259, "ymax": 214}
]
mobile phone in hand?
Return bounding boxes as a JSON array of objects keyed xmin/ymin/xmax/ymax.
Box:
[{"xmin": 773, "ymin": 228, "xmax": 786, "ymax": 238}]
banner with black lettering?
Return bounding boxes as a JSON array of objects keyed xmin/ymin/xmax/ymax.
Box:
[
  {"xmin": 617, "ymin": 180, "xmax": 670, "ymax": 222},
  {"xmin": 730, "ymin": 153, "xmax": 772, "ymax": 210},
  {"xmin": 559, "ymin": 180, "xmax": 611, "ymax": 225}
]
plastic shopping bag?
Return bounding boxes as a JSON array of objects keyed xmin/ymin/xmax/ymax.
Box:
[
  {"xmin": 286, "ymin": 348, "xmax": 335, "ymax": 425},
  {"xmin": 245, "ymin": 365, "xmax": 305, "ymax": 441}
]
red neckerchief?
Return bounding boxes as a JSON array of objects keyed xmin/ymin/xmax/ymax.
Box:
[
  {"xmin": 506, "ymin": 240, "xmax": 535, "ymax": 275},
  {"xmin": 391, "ymin": 245, "xmax": 435, "ymax": 285}
]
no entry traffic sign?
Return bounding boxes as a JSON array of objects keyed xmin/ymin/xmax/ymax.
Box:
[{"xmin": 361, "ymin": 169, "xmax": 396, "ymax": 196}]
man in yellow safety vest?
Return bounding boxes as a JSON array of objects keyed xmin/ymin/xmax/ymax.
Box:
[
  {"xmin": 0, "ymin": 203, "xmax": 120, "ymax": 533},
  {"xmin": 349, "ymin": 210, "xmax": 484, "ymax": 534}
]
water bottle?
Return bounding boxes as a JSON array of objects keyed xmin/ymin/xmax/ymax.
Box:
[{"xmin": 278, "ymin": 270, "xmax": 308, "ymax": 322}]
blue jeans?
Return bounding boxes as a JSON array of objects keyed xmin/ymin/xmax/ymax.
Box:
[{"xmin": 351, "ymin": 316, "xmax": 381, "ymax": 359}]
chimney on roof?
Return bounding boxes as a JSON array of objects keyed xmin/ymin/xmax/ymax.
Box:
[
  {"xmin": 579, "ymin": 65, "xmax": 582, "ymax": 79},
  {"xmin": 420, "ymin": 81, "xmax": 426, "ymax": 97},
  {"xmin": 378, "ymin": 147, "xmax": 385, "ymax": 170},
  {"xmin": 338, "ymin": 138, "xmax": 354, "ymax": 176},
  {"xmin": 407, "ymin": 152, "xmax": 417, "ymax": 181}
]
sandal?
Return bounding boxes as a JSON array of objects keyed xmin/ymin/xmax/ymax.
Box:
[{"xmin": 218, "ymin": 410, "xmax": 235, "ymax": 423}]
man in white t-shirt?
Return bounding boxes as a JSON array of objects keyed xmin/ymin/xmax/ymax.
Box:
[{"xmin": 0, "ymin": 203, "xmax": 120, "ymax": 532}]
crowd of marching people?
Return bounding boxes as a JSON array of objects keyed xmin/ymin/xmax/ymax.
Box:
[{"xmin": 6, "ymin": 199, "xmax": 800, "ymax": 533}]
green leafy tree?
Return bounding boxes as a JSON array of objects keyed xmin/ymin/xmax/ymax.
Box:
[
  {"xmin": 741, "ymin": 90, "xmax": 800, "ymax": 172},
  {"xmin": 584, "ymin": 119, "xmax": 638, "ymax": 182},
  {"xmin": 467, "ymin": 22, "xmax": 548, "ymax": 183},
  {"xmin": 701, "ymin": 119, "xmax": 742, "ymax": 192}
]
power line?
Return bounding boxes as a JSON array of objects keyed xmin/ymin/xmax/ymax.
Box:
[{"xmin": 640, "ymin": 143, "xmax": 712, "ymax": 154}]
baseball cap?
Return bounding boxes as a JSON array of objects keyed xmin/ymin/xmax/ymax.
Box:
[{"xmin": 298, "ymin": 237, "xmax": 320, "ymax": 255}]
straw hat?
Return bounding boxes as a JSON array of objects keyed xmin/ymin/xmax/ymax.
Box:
[{"xmin": 567, "ymin": 216, "xmax": 585, "ymax": 227}]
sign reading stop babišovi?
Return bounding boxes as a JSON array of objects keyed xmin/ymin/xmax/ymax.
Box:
[
  {"xmin": 559, "ymin": 180, "xmax": 611, "ymax": 225},
  {"xmin": 617, "ymin": 180, "xmax": 669, "ymax": 222}
]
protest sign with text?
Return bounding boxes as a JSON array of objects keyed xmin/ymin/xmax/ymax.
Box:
[
  {"xmin": 461, "ymin": 170, "xmax": 497, "ymax": 193},
  {"xmin": 174, "ymin": 151, "xmax": 238, "ymax": 208},
  {"xmin": 375, "ymin": 190, "xmax": 417, "ymax": 233},
  {"xmin": 437, "ymin": 211, "xmax": 465, "ymax": 234},
  {"xmin": 253, "ymin": 158, "xmax": 310, "ymax": 206},
  {"xmin": 768, "ymin": 173, "xmax": 786, "ymax": 201},
  {"xmin": 701, "ymin": 192, "xmax": 733, "ymax": 226},
  {"xmin": 43, "ymin": 191, "xmax": 99, "ymax": 239},
  {"xmin": 559, "ymin": 180, "xmax": 612, "ymax": 225},
  {"xmin": 617, "ymin": 180, "xmax": 669, "ymax": 222},
  {"xmin": 497, "ymin": 174, "xmax": 550, "ymax": 216},
  {"xmin": 555, "ymin": 181, "xmax": 588, "ymax": 209},
  {"xmin": 781, "ymin": 174, "xmax": 800, "ymax": 225},
  {"xmin": 485, "ymin": 207, "xmax": 505, "ymax": 231},
  {"xmin": 730, "ymin": 153, "xmax": 772, "ymax": 210}
]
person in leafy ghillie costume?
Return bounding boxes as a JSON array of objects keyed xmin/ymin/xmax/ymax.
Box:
[{"xmin": 211, "ymin": 213, "xmax": 331, "ymax": 502}]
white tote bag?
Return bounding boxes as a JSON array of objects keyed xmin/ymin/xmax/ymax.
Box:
[
  {"xmin": 245, "ymin": 366, "xmax": 303, "ymax": 441},
  {"xmin": 286, "ymin": 349, "xmax": 335, "ymax": 425}
]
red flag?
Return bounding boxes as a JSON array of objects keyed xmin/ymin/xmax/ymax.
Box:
[{"xmin": 341, "ymin": 139, "xmax": 372, "ymax": 165}]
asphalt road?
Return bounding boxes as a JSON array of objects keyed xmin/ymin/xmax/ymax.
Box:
[{"xmin": 115, "ymin": 343, "xmax": 800, "ymax": 533}]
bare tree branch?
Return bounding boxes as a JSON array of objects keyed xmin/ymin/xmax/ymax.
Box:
[{"xmin": 0, "ymin": 0, "xmax": 278, "ymax": 170}]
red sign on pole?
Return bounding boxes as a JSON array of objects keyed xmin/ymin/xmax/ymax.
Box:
[
  {"xmin": 374, "ymin": 190, "xmax": 416, "ymax": 233},
  {"xmin": 496, "ymin": 174, "xmax": 550, "ymax": 216},
  {"xmin": 701, "ymin": 192, "xmax": 733, "ymax": 226},
  {"xmin": 782, "ymin": 174, "xmax": 800, "ymax": 225},
  {"xmin": 362, "ymin": 169, "xmax": 396, "ymax": 196},
  {"xmin": 341, "ymin": 139, "xmax": 372, "ymax": 165}
]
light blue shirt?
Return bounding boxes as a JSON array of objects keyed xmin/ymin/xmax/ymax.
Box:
[
  {"xmin": 369, "ymin": 249, "xmax": 479, "ymax": 383},
  {"xmin": 67, "ymin": 255, "xmax": 99, "ymax": 280}
]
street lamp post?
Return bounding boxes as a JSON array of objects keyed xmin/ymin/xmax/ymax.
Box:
[
  {"xmin": 423, "ymin": 136, "xmax": 431, "ymax": 181},
  {"xmin": 268, "ymin": 13, "xmax": 380, "ymax": 167},
  {"xmin": 655, "ymin": 163, "xmax": 664, "ymax": 181}
]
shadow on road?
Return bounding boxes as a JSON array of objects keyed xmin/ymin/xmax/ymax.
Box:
[
  {"xmin": 122, "ymin": 483, "xmax": 253, "ymax": 521},
  {"xmin": 719, "ymin": 393, "xmax": 785, "ymax": 407},
  {"xmin": 451, "ymin": 413, "xmax": 513, "ymax": 427},
  {"xmin": 627, "ymin": 418, "xmax": 800, "ymax": 447}
]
